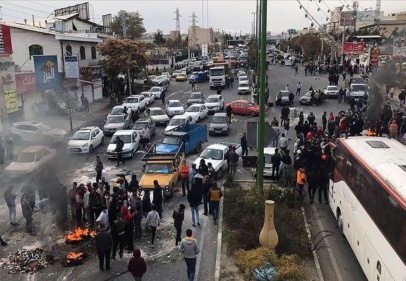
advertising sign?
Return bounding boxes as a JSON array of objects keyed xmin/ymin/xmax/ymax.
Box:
[
  {"xmin": 343, "ymin": 42, "xmax": 366, "ymax": 54},
  {"xmin": 64, "ymin": 56, "xmax": 79, "ymax": 78},
  {"xmin": 15, "ymin": 72, "xmax": 36, "ymax": 94},
  {"xmin": 370, "ymin": 48, "xmax": 380, "ymax": 67},
  {"xmin": 4, "ymin": 90, "xmax": 18, "ymax": 113},
  {"xmin": 340, "ymin": 11, "xmax": 355, "ymax": 27},
  {"xmin": 33, "ymin": 55, "xmax": 59, "ymax": 91}
]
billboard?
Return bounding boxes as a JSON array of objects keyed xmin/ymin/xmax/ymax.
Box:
[
  {"xmin": 344, "ymin": 42, "xmax": 366, "ymax": 54},
  {"xmin": 340, "ymin": 11, "xmax": 355, "ymax": 27},
  {"xmin": 33, "ymin": 55, "xmax": 59, "ymax": 91},
  {"xmin": 370, "ymin": 48, "xmax": 380, "ymax": 67},
  {"xmin": 54, "ymin": 2, "xmax": 90, "ymax": 20},
  {"xmin": 15, "ymin": 73, "xmax": 36, "ymax": 94},
  {"xmin": 64, "ymin": 56, "xmax": 79, "ymax": 79},
  {"xmin": 4, "ymin": 90, "xmax": 18, "ymax": 113},
  {"xmin": 0, "ymin": 25, "xmax": 12, "ymax": 54}
]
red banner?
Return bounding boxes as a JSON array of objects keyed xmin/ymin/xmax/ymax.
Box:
[
  {"xmin": 15, "ymin": 72, "xmax": 36, "ymax": 94},
  {"xmin": 370, "ymin": 48, "xmax": 379, "ymax": 67},
  {"xmin": 344, "ymin": 42, "xmax": 366, "ymax": 54}
]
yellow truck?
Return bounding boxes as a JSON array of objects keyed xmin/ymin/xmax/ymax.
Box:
[{"xmin": 139, "ymin": 143, "xmax": 184, "ymax": 199}]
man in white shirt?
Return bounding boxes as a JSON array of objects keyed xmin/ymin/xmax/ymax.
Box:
[
  {"xmin": 96, "ymin": 205, "xmax": 109, "ymax": 229},
  {"xmin": 296, "ymin": 82, "xmax": 302, "ymax": 95},
  {"xmin": 141, "ymin": 126, "xmax": 150, "ymax": 150}
]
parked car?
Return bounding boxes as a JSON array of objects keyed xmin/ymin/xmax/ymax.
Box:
[
  {"xmin": 275, "ymin": 90, "xmax": 291, "ymax": 106},
  {"xmin": 165, "ymin": 115, "xmax": 193, "ymax": 132},
  {"xmin": 10, "ymin": 121, "xmax": 67, "ymax": 145},
  {"xmin": 299, "ymin": 91, "xmax": 313, "ymax": 105},
  {"xmin": 323, "ymin": 85, "xmax": 339, "ymax": 98},
  {"xmin": 140, "ymin": 91, "xmax": 155, "ymax": 105},
  {"xmin": 106, "ymin": 130, "xmax": 140, "ymax": 159},
  {"xmin": 263, "ymin": 147, "xmax": 277, "ymax": 177},
  {"xmin": 204, "ymin": 94, "xmax": 224, "ymax": 114},
  {"xmin": 175, "ymin": 73, "xmax": 188, "ymax": 82},
  {"xmin": 67, "ymin": 126, "xmax": 104, "ymax": 153},
  {"xmin": 226, "ymin": 100, "xmax": 259, "ymax": 117},
  {"xmin": 209, "ymin": 112, "xmax": 230, "ymax": 135},
  {"xmin": 148, "ymin": 86, "xmax": 165, "ymax": 99},
  {"xmin": 184, "ymin": 104, "xmax": 208, "ymax": 123},
  {"xmin": 122, "ymin": 95, "xmax": 147, "ymax": 113},
  {"xmin": 103, "ymin": 114, "xmax": 131, "ymax": 136},
  {"xmin": 187, "ymin": 92, "xmax": 205, "ymax": 107},
  {"xmin": 152, "ymin": 76, "xmax": 169, "ymax": 91},
  {"xmin": 147, "ymin": 107, "xmax": 170, "ymax": 125},
  {"xmin": 132, "ymin": 118, "xmax": 156, "ymax": 137},
  {"xmin": 237, "ymin": 81, "xmax": 250, "ymax": 95},
  {"xmin": 165, "ymin": 100, "xmax": 185, "ymax": 117},
  {"xmin": 108, "ymin": 105, "xmax": 127, "ymax": 116},
  {"xmin": 5, "ymin": 145, "xmax": 56, "ymax": 178}
]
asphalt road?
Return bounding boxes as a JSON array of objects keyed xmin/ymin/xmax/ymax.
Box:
[{"xmin": 0, "ymin": 63, "xmax": 368, "ymax": 281}]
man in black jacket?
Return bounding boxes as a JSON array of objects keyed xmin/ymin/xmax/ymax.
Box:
[
  {"xmin": 89, "ymin": 187, "xmax": 102, "ymax": 227},
  {"xmin": 271, "ymin": 149, "xmax": 281, "ymax": 179},
  {"xmin": 114, "ymin": 137, "xmax": 125, "ymax": 166},
  {"xmin": 187, "ymin": 185, "xmax": 201, "ymax": 227},
  {"xmin": 4, "ymin": 185, "xmax": 18, "ymax": 226},
  {"xmin": 152, "ymin": 180, "xmax": 163, "ymax": 219},
  {"xmin": 95, "ymin": 223, "xmax": 113, "ymax": 271},
  {"xmin": 172, "ymin": 204, "xmax": 185, "ymax": 246}
]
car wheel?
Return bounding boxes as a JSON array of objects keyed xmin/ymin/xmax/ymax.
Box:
[
  {"xmin": 130, "ymin": 149, "xmax": 135, "ymax": 158},
  {"xmin": 100, "ymin": 137, "xmax": 105, "ymax": 145},
  {"xmin": 89, "ymin": 145, "xmax": 94, "ymax": 154},
  {"xmin": 195, "ymin": 141, "xmax": 203, "ymax": 153},
  {"xmin": 249, "ymin": 111, "xmax": 255, "ymax": 117},
  {"xmin": 216, "ymin": 168, "xmax": 224, "ymax": 179},
  {"xmin": 197, "ymin": 116, "xmax": 200, "ymax": 122}
]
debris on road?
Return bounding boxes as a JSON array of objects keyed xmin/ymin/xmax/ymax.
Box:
[{"xmin": 0, "ymin": 248, "xmax": 54, "ymax": 274}]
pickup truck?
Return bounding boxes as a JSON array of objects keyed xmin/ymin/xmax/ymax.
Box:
[
  {"xmin": 189, "ymin": 71, "xmax": 208, "ymax": 83},
  {"xmin": 193, "ymin": 142, "xmax": 242, "ymax": 179},
  {"xmin": 156, "ymin": 123, "xmax": 207, "ymax": 155},
  {"xmin": 349, "ymin": 83, "xmax": 369, "ymax": 101}
]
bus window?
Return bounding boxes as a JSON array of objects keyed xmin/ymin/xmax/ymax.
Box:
[{"xmin": 397, "ymin": 214, "xmax": 406, "ymax": 264}]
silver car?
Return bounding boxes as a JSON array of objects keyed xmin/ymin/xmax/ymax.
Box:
[
  {"xmin": 103, "ymin": 114, "xmax": 131, "ymax": 136},
  {"xmin": 10, "ymin": 121, "xmax": 67, "ymax": 145}
]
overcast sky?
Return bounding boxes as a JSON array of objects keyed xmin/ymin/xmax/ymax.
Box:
[{"xmin": 1, "ymin": 0, "xmax": 406, "ymax": 34}]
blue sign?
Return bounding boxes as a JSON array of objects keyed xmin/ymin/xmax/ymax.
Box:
[{"xmin": 33, "ymin": 55, "xmax": 59, "ymax": 91}]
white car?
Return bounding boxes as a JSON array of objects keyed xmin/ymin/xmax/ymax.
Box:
[
  {"xmin": 161, "ymin": 72, "xmax": 172, "ymax": 80},
  {"xmin": 5, "ymin": 146, "xmax": 56, "ymax": 178},
  {"xmin": 193, "ymin": 143, "xmax": 242, "ymax": 179},
  {"xmin": 171, "ymin": 69, "xmax": 185, "ymax": 78},
  {"xmin": 140, "ymin": 91, "xmax": 155, "ymax": 105},
  {"xmin": 149, "ymin": 86, "xmax": 165, "ymax": 99},
  {"xmin": 184, "ymin": 104, "xmax": 208, "ymax": 123},
  {"xmin": 237, "ymin": 81, "xmax": 250, "ymax": 95},
  {"xmin": 323, "ymin": 85, "xmax": 339, "ymax": 98},
  {"xmin": 263, "ymin": 147, "xmax": 277, "ymax": 177},
  {"xmin": 106, "ymin": 130, "xmax": 140, "ymax": 159},
  {"xmin": 108, "ymin": 105, "xmax": 127, "ymax": 116},
  {"xmin": 238, "ymin": 75, "xmax": 249, "ymax": 83},
  {"xmin": 122, "ymin": 95, "xmax": 147, "ymax": 113},
  {"xmin": 10, "ymin": 121, "xmax": 67, "ymax": 145},
  {"xmin": 165, "ymin": 100, "xmax": 185, "ymax": 117},
  {"xmin": 103, "ymin": 114, "xmax": 131, "ymax": 136},
  {"xmin": 204, "ymin": 94, "xmax": 225, "ymax": 113},
  {"xmin": 67, "ymin": 126, "xmax": 104, "ymax": 153},
  {"xmin": 147, "ymin": 107, "xmax": 170, "ymax": 125},
  {"xmin": 165, "ymin": 115, "xmax": 194, "ymax": 132}
]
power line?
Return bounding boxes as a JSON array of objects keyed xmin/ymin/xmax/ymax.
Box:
[
  {"xmin": 3, "ymin": 1, "xmax": 52, "ymax": 15},
  {"xmin": 26, "ymin": 0, "xmax": 58, "ymax": 9}
]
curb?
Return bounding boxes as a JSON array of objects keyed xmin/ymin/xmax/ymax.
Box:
[
  {"xmin": 301, "ymin": 206, "xmax": 325, "ymax": 281},
  {"xmin": 214, "ymin": 184, "xmax": 225, "ymax": 281}
]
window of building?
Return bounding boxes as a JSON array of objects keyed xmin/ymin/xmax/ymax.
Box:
[
  {"xmin": 29, "ymin": 44, "xmax": 43, "ymax": 58},
  {"xmin": 66, "ymin": 45, "xmax": 72, "ymax": 56},
  {"xmin": 80, "ymin": 46, "xmax": 86, "ymax": 60},
  {"xmin": 91, "ymin": 46, "xmax": 96, "ymax": 59}
]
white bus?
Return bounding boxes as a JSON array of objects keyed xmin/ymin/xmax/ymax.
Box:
[{"xmin": 329, "ymin": 136, "xmax": 406, "ymax": 281}]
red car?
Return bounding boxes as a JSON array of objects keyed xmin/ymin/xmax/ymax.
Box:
[{"xmin": 226, "ymin": 100, "xmax": 260, "ymax": 117}]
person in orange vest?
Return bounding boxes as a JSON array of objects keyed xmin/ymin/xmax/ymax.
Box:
[
  {"xmin": 179, "ymin": 160, "xmax": 190, "ymax": 197},
  {"xmin": 296, "ymin": 165, "xmax": 307, "ymax": 200}
]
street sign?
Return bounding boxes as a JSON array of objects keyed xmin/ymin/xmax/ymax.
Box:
[{"xmin": 64, "ymin": 56, "xmax": 80, "ymax": 79}]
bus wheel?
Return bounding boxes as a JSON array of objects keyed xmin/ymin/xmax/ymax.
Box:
[{"xmin": 337, "ymin": 209, "xmax": 345, "ymax": 238}]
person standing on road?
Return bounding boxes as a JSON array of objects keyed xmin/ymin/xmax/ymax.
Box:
[
  {"xmin": 208, "ymin": 182, "xmax": 222, "ymax": 225},
  {"xmin": 95, "ymin": 156, "xmax": 104, "ymax": 184},
  {"xmin": 191, "ymin": 81, "xmax": 196, "ymax": 91},
  {"xmin": 146, "ymin": 205, "xmax": 160, "ymax": 246},
  {"xmin": 180, "ymin": 229, "xmax": 200, "ymax": 281},
  {"xmin": 128, "ymin": 248, "xmax": 147, "ymax": 281},
  {"xmin": 172, "ymin": 204, "xmax": 185, "ymax": 246},
  {"xmin": 95, "ymin": 223, "xmax": 112, "ymax": 271},
  {"xmin": 180, "ymin": 160, "xmax": 190, "ymax": 196},
  {"xmin": 161, "ymin": 91, "xmax": 166, "ymax": 104},
  {"xmin": 289, "ymin": 92, "xmax": 294, "ymax": 107},
  {"xmin": 114, "ymin": 136, "xmax": 125, "ymax": 166},
  {"xmin": 4, "ymin": 185, "xmax": 18, "ymax": 226},
  {"xmin": 188, "ymin": 164, "xmax": 197, "ymax": 188},
  {"xmin": 241, "ymin": 133, "xmax": 248, "ymax": 157},
  {"xmin": 296, "ymin": 165, "xmax": 307, "ymax": 200},
  {"xmin": 228, "ymin": 147, "xmax": 239, "ymax": 177},
  {"xmin": 152, "ymin": 180, "xmax": 163, "ymax": 219},
  {"xmin": 322, "ymin": 112, "xmax": 327, "ymax": 132},
  {"xmin": 226, "ymin": 104, "xmax": 232, "ymax": 124},
  {"xmin": 187, "ymin": 185, "xmax": 201, "ymax": 227},
  {"xmin": 271, "ymin": 149, "xmax": 281, "ymax": 179},
  {"xmin": 295, "ymin": 82, "xmax": 302, "ymax": 95},
  {"xmin": 140, "ymin": 126, "xmax": 150, "ymax": 150},
  {"xmin": 21, "ymin": 192, "xmax": 35, "ymax": 235}
]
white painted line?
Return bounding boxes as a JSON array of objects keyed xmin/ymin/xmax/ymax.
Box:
[
  {"xmin": 311, "ymin": 204, "xmax": 344, "ymax": 281},
  {"xmin": 56, "ymin": 268, "xmax": 74, "ymax": 281},
  {"xmin": 301, "ymin": 206, "xmax": 325, "ymax": 281},
  {"xmin": 214, "ymin": 185, "xmax": 224, "ymax": 281},
  {"xmin": 195, "ymin": 206, "xmax": 208, "ymax": 281}
]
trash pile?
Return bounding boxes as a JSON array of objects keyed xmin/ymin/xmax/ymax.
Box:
[{"xmin": 0, "ymin": 248, "xmax": 54, "ymax": 274}]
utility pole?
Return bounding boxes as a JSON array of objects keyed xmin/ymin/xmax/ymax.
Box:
[
  {"xmin": 256, "ymin": 0, "xmax": 267, "ymax": 193},
  {"xmin": 121, "ymin": 15, "xmax": 132, "ymax": 96},
  {"xmin": 189, "ymin": 12, "xmax": 198, "ymax": 58},
  {"xmin": 341, "ymin": 20, "xmax": 346, "ymax": 65},
  {"xmin": 375, "ymin": 0, "xmax": 381, "ymax": 31},
  {"xmin": 353, "ymin": 1, "xmax": 358, "ymax": 32}
]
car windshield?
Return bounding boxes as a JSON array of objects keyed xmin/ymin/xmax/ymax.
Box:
[
  {"xmin": 168, "ymin": 101, "xmax": 182, "ymax": 107},
  {"xmin": 107, "ymin": 116, "xmax": 124, "ymax": 123},
  {"xmin": 110, "ymin": 135, "xmax": 132, "ymax": 144},
  {"xmin": 169, "ymin": 118, "xmax": 186, "ymax": 126},
  {"xmin": 190, "ymin": 93, "xmax": 202, "ymax": 99},
  {"xmin": 150, "ymin": 109, "xmax": 164, "ymax": 116},
  {"xmin": 200, "ymin": 148, "xmax": 223, "ymax": 160},
  {"xmin": 239, "ymin": 83, "xmax": 249, "ymax": 87},
  {"xmin": 142, "ymin": 93, "xmax": 151, "ymax": 98},
  {"xmin": 163, "ymin": 136, "xmax": 182, "ymax": 145},
  {"xmin": 38, "ymin": 124, "xmax": 52, "ymax": 132},
  {"xmin": 72, "ymin": 131, "xmax": 90, "ymax": 140},
  {"xmin": 264, "ymin": 153, "xmax": 273, "ymax": 164},
  {"xmin": 145, "ymin": 163, "xmax": 173, "ymax": 174},
  {"xmin": 209, "ymin": 69, "xmax": 224, "ymax": 76},
  {"xmin": 327, "ymin": 86, "xmax": 338, "ymax": 91},
  {"xmin": 280, "ymin": 92, "xmax": 289, "ymax": 97},
  {"xmin": 133, "ymin": 122, "xmax": 148, "ymax": 129},
  {"xmin": 111, "ymin": 107, "xmax": 125, "ymax": 115},
  {"xmin": 206, "ymin": 97, "xmax": 219, "ymax": 103},
  {"xmin": 17, "ymin": 152, "xmax": 36, "ymax": 162},
  {"xmin": 125, "ymin": 97, "xmax": 139, "ymax": 103},
  {"xmin": 212, "ymin": 116, "xmax": 227, "ymax": 123},
  {"xmin": 187, "ymin": 106, "xmax": 200, "ymax": 112},
  {"xmin": 351, "ymin": 85, "xmax": 367, "ymax": 91},
  {"xmin": 149, "ymin": 87, "xmax": 160, "ymax": 92}
]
